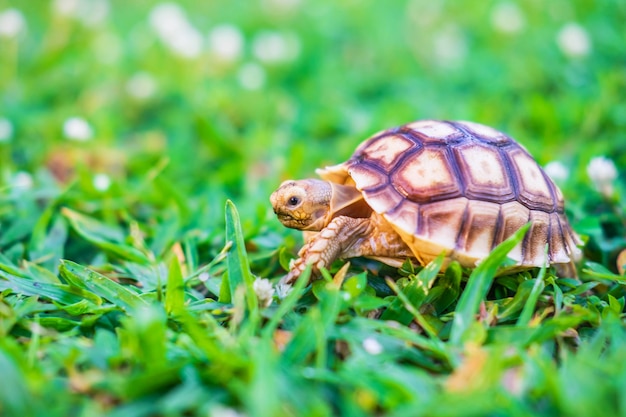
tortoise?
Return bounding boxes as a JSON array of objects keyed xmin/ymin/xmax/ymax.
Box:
[{"xmin": 270, "ymin": 120, "xmax": 582, "ymax": 283}]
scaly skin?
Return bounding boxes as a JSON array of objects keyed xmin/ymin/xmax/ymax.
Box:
[{"xmin": 283, "ymin": 216, "xmax": 370, "ymax": 284}]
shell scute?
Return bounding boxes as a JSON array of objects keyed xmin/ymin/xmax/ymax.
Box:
[
  {"xmin": 507, "ymin": 147, "xmax": 556, "ymax": 211},
  {"xmin": 455, "ymin": 120, "xmax": 510, "ymax": 145},
  {"xmin": 494, "ymin": 201, "xmax": 530, "ymax": 263},
  {"xmin": 524, "ymin": 210, "xmax": 551, "ymax": 265},
  {"xmin": 391, "ymin": 147, "xmax": 463, "ymax": 203},
  {"xmin": 348, "ymin": 164, "xmax": 388, "ymax": 191},
  {"xmin": 362, "ymin": 185, "xmax": 405, "ymax": 214},
  {"xmin": 351, "ymin": 134, "xmax": 417, "ymax": 172},
  {"xmin": 453, "ymin": 142, "xmax": 516, "ymax": 202},
  {"xmin": 405, "ymin": 120, "xmax": 464, "ymax": 144},
  {"xmin": 384, "ymin": 200, "xmax": 420, "ymax": 240},
  {"xmin": 417, "ymin": 198, "xmax": 469, "ymax": 250},
  {"xmin": 456, "ymin": 200, "xmax": 501, "ymax": 258}
]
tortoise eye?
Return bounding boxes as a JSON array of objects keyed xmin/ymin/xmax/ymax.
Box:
[{"xmin": 288, "ymin": 196, "xmax": 300, "ymax": 206}]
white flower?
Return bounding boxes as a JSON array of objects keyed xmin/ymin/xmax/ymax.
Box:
[
  {"xmin": 253, "ymin": 278, "xmax": 274, "ymax": 307},
  {"xmin": 490, "ymin": 2, "xmax": 525, "ymax": 34},
  {"xmin": 238, "ymin": 63, "xmax": 266, "ymax": 90},
  {"xmin": 252, "ymin": 31, "xmax": 300, "ymax": 63},
  {"xmin": 208, "ymin": 24, "xmax": 244, "ymax": 62},
  {"xmin": 275, "ymin": 282, "xmax": 292, "ymax": 299},
  {"xmin": 587, "ymin": 156, "xmax": 618, "ymax": 197},
  {"xmin": 0, "ymin": 8, "xmax": 26, "ymax": 38},
  {"xmin": 432, "ymin": 25, "xmax": 467, "ymax": 68},
  {"xmin": 149, "ymin": 2, "xmax": 203, "ymax": 58},
  {"xmin": 544, "ymin": 161, "xmax": 569, "ymax": 183},
  {"xmin": 557, "ymin": 23, "xmax": 591, "ymax": 58},
  {"xmin": 63, "ymin": 117, "xmax": 93, "ymax": 141},
  {"xmin": 93, "ymin": 173, "xmax": 111, "ymax": 191},
  {"xmin": 126, "ymin": 72, "xmax": 157, "ymax": 99},
  {"xmin": 362, "ymin": 337, "xmax": 384, "ymax": 355},
  {"xmin": 0, "ymin": 118, "xmax": 14, "ymax": 142},
  {"xmin": 12, "ymin": 171, "xmax": 33, "ymax": 190}
]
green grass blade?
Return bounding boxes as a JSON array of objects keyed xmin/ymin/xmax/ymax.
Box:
[
  {"xmin": 0, "ymin": 346, "xmax": 34, "ymax": 416},
  {"xmin": 449, "ymin": 223, "xmax": 531, "ymax": 346},
  {"xmin": 62, "ymin": 208, "xmax": 151, "ymax": 264},
  {"xmin": 386, "ymin": 278, "xmax": 439, "ymax": 339},
  {"xmin": 59, "ymin": 260, "xmax": 147, "ymax": 311},
  {"xmin": 282, "ymin": 284, "xmax": 344, "ymax": 365},
  {"xmin": 0, "ymin": 273, "xmax": 101, "ymax": 305},
  {"xmin": 381, "ymin": 253, "xmax": 445, "ymax": 325},
  {"xmin": 517, "ymin": 267, "xmax": 547, "ymax": 326},
  {"xmin": 224, "ymin": 200, "xmax": 259, "ymax": 324},
  {"xmin": 165, "ymin": 254, "xmax": 185, "ymax": 315}
]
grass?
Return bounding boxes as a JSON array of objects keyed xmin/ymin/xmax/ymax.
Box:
[{"xmin": 1, "ymin": 0, "xmax": 626, "ymax": 416}]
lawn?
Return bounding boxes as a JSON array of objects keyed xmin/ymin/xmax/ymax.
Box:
[{"xmin": 1, "ymin": 1, "xmax": 625, "ymax": 416}]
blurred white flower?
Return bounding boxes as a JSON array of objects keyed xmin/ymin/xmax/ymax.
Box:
[
  {"xmin": 275, "ymin": 282, "xmax": 292, "ymax": 299},
  {"xmin": 52, "ymin": 0, "xmax": 109, "ymax": 26},
  {"xmin": 149, "ymin": 2, "xmax": 186, "ymax": 36},
  {"xmin": 93, "ymin": 173, "xmax": 111, "ymax": 191},
  {"xmin": 544, "ymin": 161, "xmax": 569, "ymax": 183},
  {"xmin": 432, "ymin": 25, "xmax": 467, "ymax": 68},
  {"xmin": 198, "ymin": 272, "xmax": 210, "ymax": 282},
  {"xmin": 126, "ymin": 72, "xmax": 157, "ymax": 100},
  {"xmin": 79, "ymin": 0, "xmax": 109, "ymax": 26},
  {"xmin": 253, "ymin": 278, "xmax": 274, "ymax": 307},
  {"xmin": 149, "ymin": 2, "xmax": 203, "ymax": 58},
  {"xmin": 208, "ymin": 24, "xmax": 244, "ymax": 62},
  {"xmin": 0, "ymin": 8, "xmax": 26, "ymax": 38},
  {"xmin": 63, "ymin": 117, "xmax": 93, "ymax": 141},
  {"xmin": 362, "ymin": 337, "xmax": 384, "ymax": 355},
  {"xmin": 12, "ymin": 171, "xmax": 33, "ymax": 190},
  {"xmin": 557, "ymin": 23, "xmax": 591, "ymax": 58},
  {"xmin": 210, "ymin": 405, "xmax": 246, "ymax": 417},
  {"xmin": 238, "ymin": 63, "xmax": 266, "ymax": 90},
  {"xmin": 52, "ymin": 0, "xmax": 80, "ymax": 16},
  {"xmin": 252, "ymin": 31, "xmax": 300, "ymax": 64},
  {"xmin": 490, "ymin": 2, "xmax": 525, "ymax": 34},
  {"xmin": 166, "ymin": 27, "xmax": 203, "ymax": 58},
  {"xmin": 587, "ymin": 156, "xmax": 617, "ymax": 197},
  {"xmin": 0, "ymin": 118, "xmax": 14, "ymax": 142}
]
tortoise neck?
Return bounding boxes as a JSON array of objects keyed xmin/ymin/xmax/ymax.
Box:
[{"xmin": 329, "ymin": 182, "xmax": 372, "ymax": 221}]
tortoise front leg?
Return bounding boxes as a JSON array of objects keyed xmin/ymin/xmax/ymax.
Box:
[{"xmin": 283, "ymin": 216, "xmax": 370, "ymax": 284}]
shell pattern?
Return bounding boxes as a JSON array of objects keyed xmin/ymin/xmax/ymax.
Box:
[{"xmin": 320, "ymin": 120, "xmax": 581, "ymax": 268}]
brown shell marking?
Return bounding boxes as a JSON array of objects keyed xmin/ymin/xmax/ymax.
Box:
[{"xmin": 343, "ymin": 120, "xmax": 581, "ymax": 269}]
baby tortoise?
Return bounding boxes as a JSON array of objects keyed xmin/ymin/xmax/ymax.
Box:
[{"xmin": 271, "ymin": 120, "xmax": 581, "ymax": 283}]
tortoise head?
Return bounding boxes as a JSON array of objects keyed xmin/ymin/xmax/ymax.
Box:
[
  {"xmin": 270, "ymin": 179, "xmax": 332, "ymax": 231},
  {"xmin": 271, "ymin": 179, "xmax": 371, "ymax": 231}
]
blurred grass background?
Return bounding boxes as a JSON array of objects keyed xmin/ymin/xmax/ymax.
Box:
[
  {"xmin": 2, "ymin": 0, "xmax": 624, "ymax": 209},
  {"xmin": 1, "ymin": 0, "xmax": 626, "ymax": 416}
]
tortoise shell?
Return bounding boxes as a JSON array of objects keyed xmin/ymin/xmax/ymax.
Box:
[{"xmin": 318, "ymin": 120, "xmax": 582, "ymax": 269}]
